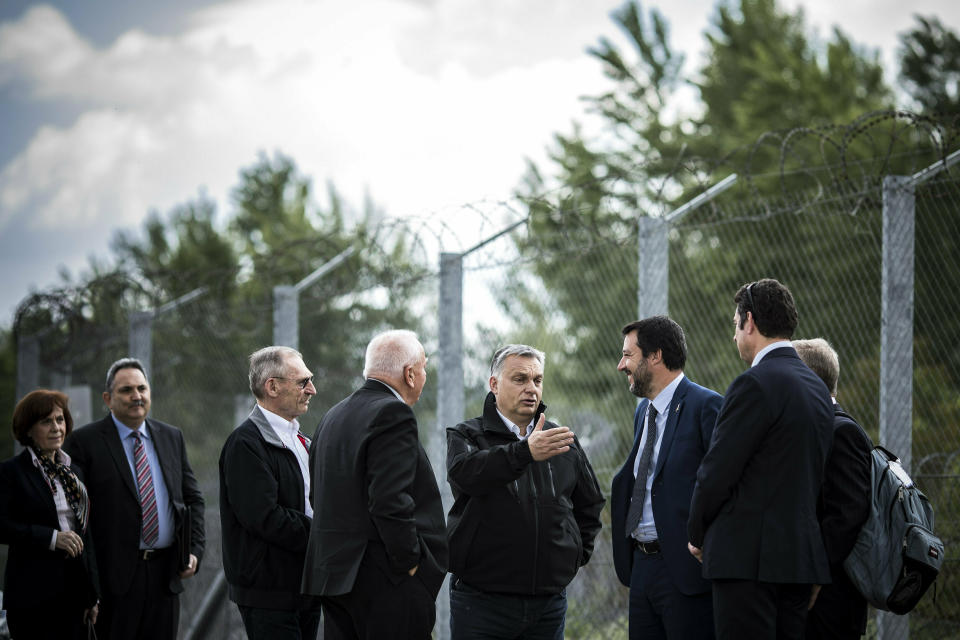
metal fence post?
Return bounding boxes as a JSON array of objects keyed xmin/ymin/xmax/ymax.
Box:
[
  {"xmin": 273, "ymin": 247, "xmax": 357, "ymax": 350},
  {"xmin": 637, "ymin": 217, "xmax": 670, "ymax": 318},
  {"xmin": 273, "ymin": 285, "xmax": 299, "ymax": 349},
  {"xmin": 13, "ymin": 333, "xmax": 40, "ymax": 455},
  {"xmin": 878, "ymin": 174, "xmax": 915, "ymax": 640},
  {"xmin": 434, "ymin": 251, "xmax": 464, "ymax": 640},
  {"xmin": 129, "ymin": 310, "xmax": 154, "ymax": 379},
  {"xmin": 15, "ymin": 333, "xmax": 39, "ymax": 404},
  {"xmin": 648, "ymin": 174, "xmax": 738, "ymax": 319}
]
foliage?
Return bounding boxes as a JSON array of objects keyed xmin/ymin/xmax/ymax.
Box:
[
  {"xmin": 899, "ymin": 15, "xmax": 960, "ymax": 117},
  {"xmin": 509, "ymin": 0, "xmax": 896, "ymax": 428},
  {"xmin": 12, "ymin": 152, "xmax": 430, "ymax": 466}
]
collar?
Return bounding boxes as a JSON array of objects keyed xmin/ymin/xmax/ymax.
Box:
[
  {"xmin": 650, "ymin": 372, "xmax": 685, "ymax": 416},
  {"xmin": 367, "ymin": 378, "xmax": 405, "ymax": 402},
  {"xmin": 751, "ymin": 341, "xmax": 794, "ymax": 367},
  {"xmin": 257, "ymin": 403, "xmax": 302, "ymax": 435},
  {"xmin": 111, "ymin": 413, "xmax": 147, "ymax": 440},
  {"xmin": 495, "ymin": 408, "xmax": 533, "ymax": 437},
  {"xmin": 481, "ymin": 391, "xmax": 547, "ymax": 433},
  {"xmin": 28, "ymin": 446, "xmax": 70, "ymax": 467}
]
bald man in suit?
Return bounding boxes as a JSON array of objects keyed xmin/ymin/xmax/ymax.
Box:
[{"xmin": 302, "ymin": 330, "xmax": 448, "ymax": 640}]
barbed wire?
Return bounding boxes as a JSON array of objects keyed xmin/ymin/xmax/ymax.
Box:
[{"xmin": 13, "ymin": 110, "xmax": 959, "ymax": 343}]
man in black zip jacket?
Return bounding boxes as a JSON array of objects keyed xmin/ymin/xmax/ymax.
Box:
[
  {"xmin": 446, "ymin": 344, "xmax": 605, "ymax": 640},
  {"xmin": 219, "ymin": 346, "xmax": 322, "ymax": 640}
]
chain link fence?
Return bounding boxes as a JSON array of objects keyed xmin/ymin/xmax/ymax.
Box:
[{"xmin": 6, "ymin": 112, "xmax": 960, "ymax": 639}]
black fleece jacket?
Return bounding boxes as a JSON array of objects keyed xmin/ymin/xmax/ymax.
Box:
[{"xmin": 445, "ymin": 392, "xmax": 605, "ymax": 595}]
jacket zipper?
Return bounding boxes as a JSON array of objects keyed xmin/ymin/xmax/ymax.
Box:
[
  {"xmin": 547, "ymin": 461, "xmax": 556, "ymax": 498},
  {"xmin": 530, "ymin": 468, "xmax": 540, "ymax": 593}
]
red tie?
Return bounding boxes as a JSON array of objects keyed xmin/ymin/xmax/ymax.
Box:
[
  {"xmin": 296, "ymin": 433, "xmax": 309, "ymax": 451},
  {"xmin": 132, "ymin": 432, "xmax": 159, "ymax": 547}
]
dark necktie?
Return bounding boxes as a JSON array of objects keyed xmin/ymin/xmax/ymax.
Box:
[
  {"xmin": 625, "ymin": 404, "xmax": 659, "ymax": 538},
  {"xmin": 132, "ymin": 432, "xmax": 159, "ymax": 547}
]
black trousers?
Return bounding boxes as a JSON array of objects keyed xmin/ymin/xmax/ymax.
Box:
[
  {"xmin": 96, "ymin": 549, "xmax": 179, "ymax": 640},
  {"xmin": 6, "ymin": 603, "xmax": 86, "ymax": 640},
  {"xmin": 713, "ymin": 579, "xmax": 811, "ymax": 640},
  {"xmin": 806, "ymin": 568, "xmax": 868, "ymax": 640},
  {"xmin": 320, "ymin": 552, "xmax": 436, "ymax": 640},
  {"xmin": 628, "ymin": 549, "xmax": 714, "ymax": 640}
]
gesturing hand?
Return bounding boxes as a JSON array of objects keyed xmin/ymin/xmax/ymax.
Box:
[{"xmin": 527, "ymin": 414, "xmax": 574, "ymax": 461}]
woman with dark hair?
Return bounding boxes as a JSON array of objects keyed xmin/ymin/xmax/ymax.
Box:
[{"xmin": 0, "ymin": 389, "xmax": 99, "ymax": 639}]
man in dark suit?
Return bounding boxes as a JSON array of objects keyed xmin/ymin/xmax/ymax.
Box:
[
  {"xmin": 220, "ymin": 346, "xmax": 323, "ymax": 640},
  {"xmin": 687, "ymin": 278, "xmax": 834, "ymax": 640},
  {"xmin": 64, "ymin": 357, "xmax": 205, "ymax": 640},
  {"xmin": 611, "ymin": 317, "xmax": 722, "ymax": 639},
  {"xmin": 793, "ymin": 338, "xmax": 873, "ymax": 640},
  {"xmin": 302, "ymin": 330, "xmax": 447, "ymax": 640}
]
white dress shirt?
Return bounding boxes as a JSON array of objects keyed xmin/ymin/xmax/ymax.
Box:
[
  {"xmin": 259, "ymin": 406, "xmax": 313, "ymax": 519},
  {"xmin": 630, "ymin": 372, "xmax": 685, "ymax": 542}
]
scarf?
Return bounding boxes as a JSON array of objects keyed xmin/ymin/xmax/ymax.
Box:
[{"xmin": 33, "ymin": 448, "xmax": 90, "ymax": 534}]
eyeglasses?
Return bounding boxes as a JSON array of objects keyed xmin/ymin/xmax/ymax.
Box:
[
  {"xmin": 272, "ymin": 376, "xmax": 315, "ymax": 390},
  {"xmin": 743, "ymin": 282, "xmax": 759, "ymax": 323}
]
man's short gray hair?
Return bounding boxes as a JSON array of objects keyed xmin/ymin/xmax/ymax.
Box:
[
  {"xmin": 490, "ymin": 344, "xmax": 546, "ymax": 379},
  {"xmin": 249, "ymin": 346, "xmax": 303, "ymax": 399},
  {"xmin": 105, "ymin": 357, "xmax": 148, "ymax": 393},
  {"xmin": 792, "ymin": 337, "xmax": 840, "ymax": 395},
  {"xmin": 363, "ymin": 330, "xmax": 422, "ymax": 379}
]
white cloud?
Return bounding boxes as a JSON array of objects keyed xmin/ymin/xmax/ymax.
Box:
[
  {"xmin": 0, "ymin": 0, "xmax": 622, "ymax": 242},
  {"xmin": 1, "ymin": 0, "xmax": 957, "ymax": 319}
]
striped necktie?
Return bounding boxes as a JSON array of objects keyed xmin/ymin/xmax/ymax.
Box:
[{"xmin": 132, "ymin": 431, "xmax": 159, "ymax": 548}]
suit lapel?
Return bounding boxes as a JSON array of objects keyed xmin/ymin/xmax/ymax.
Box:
[
  {"xmin": 100, "ymin": 416, "xmax": 139, "ymax": 500},
  {"xmin": 653, "ymin": 377, "xmax": 687, "ymax": 479}
]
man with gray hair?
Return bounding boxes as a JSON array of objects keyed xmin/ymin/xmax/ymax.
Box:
[
  {"xmin": 64, "ymin": 357, "xmax": 205, "ymax": 640},
  {"xmin": 792, "ymin": 338, "xmax": 873, "ymax": 640},
  {"xmin": 219, "ymin": 346, "xmax": 321, "ymax": 640},
  {"xmin": 302, "ymin": 330, "xmax": 448, "ymax": 639},
  {"xmin": 446, "ymin": 344, "xmax": 605, "ymax": 639}
]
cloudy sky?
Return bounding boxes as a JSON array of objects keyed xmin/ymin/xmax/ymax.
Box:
[{"xmin": 1, "ymin": 0, "xmax": 957, "ymax": 325}]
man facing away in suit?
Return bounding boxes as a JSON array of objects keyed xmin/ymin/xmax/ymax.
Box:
[
  {"xmin": 611, "ymin": 317, "xmax": 722, "ymax": 640},
  {"xmin": 219, "ymin": 346, "xmax": 323, "ymax": 640},
  {"xmin": 64, "ymin": 357, "xmax": 205, "ymax": 640},
  {"xmin": 792, "ymin": 338, "xmax": 873, "ymax": 640},
  {"xmin": 302, "ymin": 330, "xmax": 448, "ymax": 640},
  {"xmin": 687, "ymin": 278, "xmax": 834, "ymax": 640}
]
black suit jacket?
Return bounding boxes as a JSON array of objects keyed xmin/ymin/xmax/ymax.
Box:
[
  {"xmin": 611, "ymin": 376, "xmax": 721, "ymax": 595},
  {"xmin": 301, "ymin": 379, "xmax": 448, "ymax": 598},
  {"xmin": 63, "ymin": 414, "xmax": 205, "ymax": 596},
  {"xmin": 688, "ymin": 346, "xmax": 833, "ymax": 584},
  {"xmin": 0, "ymin": 449, "xmax": 98, "ymax": 610}
]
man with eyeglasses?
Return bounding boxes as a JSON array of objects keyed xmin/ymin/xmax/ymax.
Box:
[
  {"xmin": 219, "ymin": 346, "xmax": 322, "ymax": 640},
  {"xmin": 687, "ymin": 279, "xmax": 834, "ymax": 639}
]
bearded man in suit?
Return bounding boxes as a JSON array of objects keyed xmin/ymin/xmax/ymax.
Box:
[{"xmin": 612, "ymin": 316, "xmax": 722, "ymax": 639}]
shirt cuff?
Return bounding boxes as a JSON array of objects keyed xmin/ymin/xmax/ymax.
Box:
[{"xmin": 49, "ymin": 529, "xmax": 58, "ymax": 551}]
